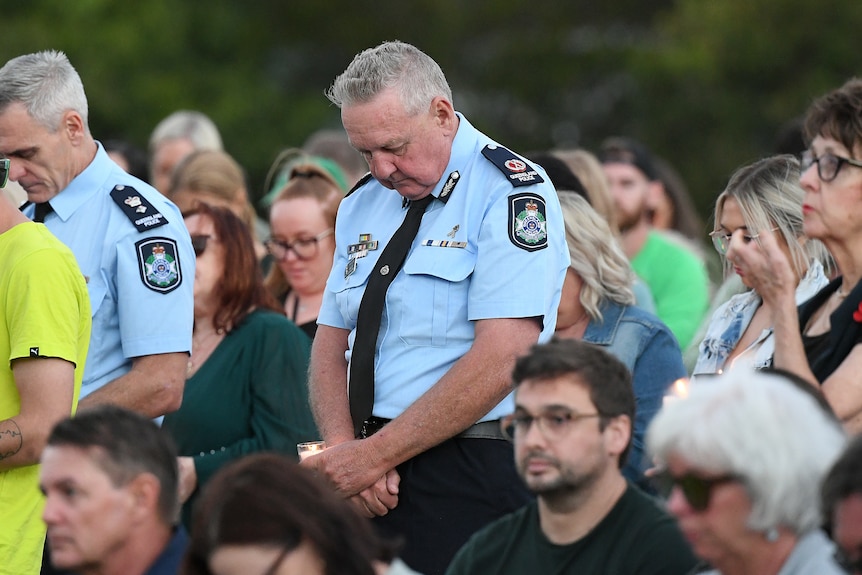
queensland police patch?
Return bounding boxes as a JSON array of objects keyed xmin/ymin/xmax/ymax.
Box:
[
  {"xmin": 135, "ymin": 238, "xmax": 182, "ymax": 293},
  {"xmin": 509, "ymin": 193, "xmax": 548, "ymax": 251}
]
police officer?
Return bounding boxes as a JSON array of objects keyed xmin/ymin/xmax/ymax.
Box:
[
  {"xmin": 0, "ymin": 51, "xmax": 193, "ymax": 419},
  {"xmin": 305, "ymin": 41, "xmax": 569, "ymax": 575}
]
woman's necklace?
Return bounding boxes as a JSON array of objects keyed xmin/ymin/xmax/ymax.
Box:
[{"xmin": 187, "ymin": 327, "xmax": 226, "ymax": 378}]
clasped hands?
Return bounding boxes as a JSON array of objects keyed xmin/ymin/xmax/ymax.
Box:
[{"xmin": 301, "ymin": 437, "xmax": 400, "ymax": 518}]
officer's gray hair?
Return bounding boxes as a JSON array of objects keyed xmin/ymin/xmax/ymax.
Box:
[
  {"xmin": 326, "ymin": 40, "xmax": 453, "ymax": 116},
  {"xmin": 148, "ymin": 110, "xmax": 223, "ymax": 154},
  {"xmin": 0, "ymin": 50, "xmax": 89, "ymax": 133}
]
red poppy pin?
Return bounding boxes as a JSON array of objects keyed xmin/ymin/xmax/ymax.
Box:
[{"xmin": 853, "ymin": 302, "xmax": 862, "ymax": 323}]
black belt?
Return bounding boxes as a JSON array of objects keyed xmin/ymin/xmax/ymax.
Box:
[{"xmin": 359, "ymin": 416, "xmax": 505, "ymax": 441}]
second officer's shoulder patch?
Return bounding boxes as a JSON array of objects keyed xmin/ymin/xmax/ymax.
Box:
[
  {"xmin": 481, "ymin": 145, "xmax": 545, "ymax": 187},
  {"xmin": 509, "ymin": 193, "xmax": 548, "ymax": 252},
  {"xmin": 135, "ymin": 238, "xmax": 182, "ymax": 293},
  {"xmin": 110, "ymin": 185, "xmax": 169, "ymax": 232}
]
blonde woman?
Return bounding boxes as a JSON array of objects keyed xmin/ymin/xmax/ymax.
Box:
[
  {"xmin": 167, "ymin": 149, "xmax": 267, "ymax": 261},
  {"xmin": 693, "ymin": 155, "xmax": 829, "ymax": 379},
  {"xmin": 556, "ymin": 192, "xmax": 685, "ymax": 487}
]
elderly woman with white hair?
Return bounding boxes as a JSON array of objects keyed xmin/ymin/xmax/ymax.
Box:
[
  {"xmin": 556, "ymin": 192, "xmax": 686, "ymax": 488},
  {"xmin": 647, "ymin": 367, "xmax": 846, "ymax": 574}
]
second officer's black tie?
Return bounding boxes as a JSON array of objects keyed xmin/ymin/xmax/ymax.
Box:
[
  {"xmin": 349, "ymin": 194, "xmax": 434, "ymax": 437},
  {"xmin": 33, "ymin": 202, "xmax": 54, "ymax": 223}
]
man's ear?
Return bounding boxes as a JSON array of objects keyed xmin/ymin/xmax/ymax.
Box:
[
  {"xmin": 604, "ymin": 414, "xmax": 632, "ymax": 459},
  {"xmin": 62, "ymin": 110, "xmax": 87, "ymax": 145},
  {"xmin": 126, "ymin": 472, "xmax": 162, "ymax": 520},
  {"xmin": 430, "ymin": 96, "xmax": 457, "ymax": 135}
]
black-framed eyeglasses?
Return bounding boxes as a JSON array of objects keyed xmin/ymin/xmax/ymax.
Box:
[
  {"xmin": 500, "ymin": 409, "xmax": 602, "ymax": 442},
  {"xmin": 651, "ymin": 469, "xmax": 739, "ymax": 511},
  {"xmin": 190, "ymin": 234, "xmax": 214, "ymax": 257},
  {"xmin": 801, "ymin": 150, "xmax": 862, "ymax": 183},
  {"xmin": 708, "ymin": 227, "xmax": 778, "ymax": 256},
  {"xmin": 834, "ymin": 548, "xmax": 862, "ymax": 574},
  {"xmin": 0, "ymin": 158, "xmax": 9, "ymax": 188},
  {"xmin": 265, "ymin": 229, "xmax": 333, "ymax": 261}
]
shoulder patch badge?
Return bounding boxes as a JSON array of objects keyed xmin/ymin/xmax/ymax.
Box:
[
  {"xmin": 482, "ymin": 145, "xmax": 545, "ymax": 187},
  {"xmin": 509, "ymin": 193, "xmax": 548, "ymax": 251},
  {"xmin": 135, "ymin": 238, "xmax": 182, "ymax": 293},
  {"xmin": 110, "ymin": 185, "xmax": 169, "ymax": 232}
]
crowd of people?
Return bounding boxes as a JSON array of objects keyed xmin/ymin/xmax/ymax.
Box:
[{"xmin": 0, "ymin": 38, "xmax": 861, "ymax": 575}]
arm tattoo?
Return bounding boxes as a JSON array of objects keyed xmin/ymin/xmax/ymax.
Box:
[{"xmin": 0, "ymin": 420, "xmax": 23, "ymax": 460}]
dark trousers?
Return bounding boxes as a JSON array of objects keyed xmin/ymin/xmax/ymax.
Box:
[{"xmin": 373, "ymin": 437, "xmax": 532, "ymax": 575}]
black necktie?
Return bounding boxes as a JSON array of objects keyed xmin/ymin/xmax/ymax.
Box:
[
  {"xmin": 33, "ymin": 202, "xmax": 54, "ymax": 223},
  {"xmin": 349, "ymin": 194, "xmax": 434, "ymax": 437}
]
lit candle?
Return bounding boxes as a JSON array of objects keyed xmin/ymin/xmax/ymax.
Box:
[{"xmin": 297, "ymin": 440, "xmax": 327, "ymax": 461}]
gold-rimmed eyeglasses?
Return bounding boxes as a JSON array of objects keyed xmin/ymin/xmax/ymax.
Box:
[{"xmin": 708, "ymin": 227, "xmax": 778, "ymax": 256}]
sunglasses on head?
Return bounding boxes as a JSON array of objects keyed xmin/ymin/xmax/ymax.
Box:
[
  {"xmin": 652, "ymin": 469, "xmax": 738, "ymax": 511},
  {"xmin": 190, "ymin": 234, "xmax": 213, "ymax": 257},
  {"xmin": 0, "ymin": 158, "xmax": 8, "ymax": 188}
]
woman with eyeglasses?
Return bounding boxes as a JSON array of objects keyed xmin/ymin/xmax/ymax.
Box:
[
  {"xmin": 162, "ymin": 203, "xmax": 319, "ymax": 529},
  {"xmin": 729, "ymin": 79, "xmax": 862, "ymax": 434},
  {"xmin": 264, "ymin": 163, "xmax": 343, "ymax": 339},
  {"xmin": 647, "ymin": 367, "xmax": 846, "ymax": 574},
  {"xmin": 555, "ymin": 192, "xmax": 685, "ymax": 489},
  {"xmin": 692, "ymin": 155, "xmax": 830, "ymax": 380}
]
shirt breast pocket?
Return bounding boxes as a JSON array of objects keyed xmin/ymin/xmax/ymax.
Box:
[
  {"xmin": 332, "ymin": 258, "xmax": 375, "ymax": 325},
  {"xmin": 397, "ymin": 247, "xmax": 476, "ymax": 347}
]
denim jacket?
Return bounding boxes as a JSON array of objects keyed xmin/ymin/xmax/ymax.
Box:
[
  {"xmin": 583, "ymin": 300, "xmax": 686, "ymax": 485},
  {"xmin": 693, "ymin": 260, "xmax": 828, "ymax": 379}
]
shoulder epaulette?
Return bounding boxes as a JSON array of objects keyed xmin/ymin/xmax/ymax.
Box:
[
  {"xmin": 110, "ymin": 185, "xmax": 169, "ymax": 232},
  {"xmin": 345, "ymin": 173, "xmax": 373, "ymax": 198},
  {"xmin": 481, "ymin": 145, "xmax": 545, "ymax": 187}
]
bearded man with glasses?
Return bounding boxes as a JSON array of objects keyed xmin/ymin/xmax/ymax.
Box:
[{"xmin": 446, "ymin": 338, "xmax": 697, "ymax": 575}]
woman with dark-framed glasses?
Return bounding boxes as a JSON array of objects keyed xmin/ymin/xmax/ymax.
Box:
[
  {"xmin": 729, "ymin": 79, "xmax": 862, "ymax": 434},
  {"xmin": 647, "ymin": 367, "xmax": 846, "ymax": 574},
  {"xmin": 692, "ymin": 155, "xmax": 830, "ymax": 380},
  {"xmin": 264, "ymin": 163, "xmax": 343, "ymax": 339}
]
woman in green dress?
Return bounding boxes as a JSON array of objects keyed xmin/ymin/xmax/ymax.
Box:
[{"xmin": 162, "ymin": 202, "xmax": 318, "ymax": 527}]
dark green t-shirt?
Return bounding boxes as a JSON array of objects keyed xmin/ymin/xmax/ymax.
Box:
[{"xmin": 446, "ymin": 484, "xmax": 698, "ymax": 575}]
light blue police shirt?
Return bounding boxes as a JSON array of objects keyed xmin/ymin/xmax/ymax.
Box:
[
  {"xmin": 318, "ymin": 114, "xmax": 569, "ymax": 422},
  {"xmin": 25, "ymin": 143, "xmax": 194, "ymax": 397}
]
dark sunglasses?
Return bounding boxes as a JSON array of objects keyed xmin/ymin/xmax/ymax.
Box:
[
  {"xmin": 652, "ymin": 470, "xmax": 738, "ymax": 511},
  {"xmin": 190, "ymin": 234, "xmax": 213, "ymax": 257},
  {"xmin": 0, "ymin": 158, "xmax": 8, "ymax": 188}
]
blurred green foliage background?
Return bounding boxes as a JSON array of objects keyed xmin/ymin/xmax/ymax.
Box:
[{"xmin": 7, "ymin": 0, "xmax": 862, "ymax": 226}]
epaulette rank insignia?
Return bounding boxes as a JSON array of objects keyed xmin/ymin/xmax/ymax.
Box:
[
  {"xmin": 481, "ymin": 145, "xmax": 545, "ymax": 187},
  {"xmin": 110, "ymin": 185, "xmax": 169, "ymax": 232}
]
